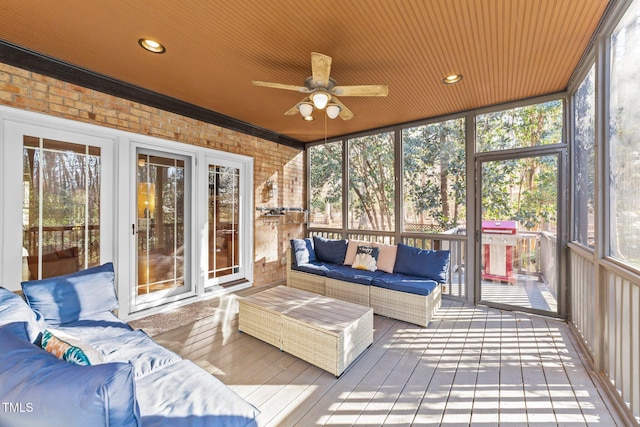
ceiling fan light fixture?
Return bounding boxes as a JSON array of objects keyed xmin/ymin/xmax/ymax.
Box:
[
  {"xmin": 443, "ymin": 74, "xmax": 463, "ymax": 84},
  {"xmin": 303, "ymin": 115, "xmax": 314, "ymax": 121},
  {"xmin": 326, "ymin": 104, "xmax": 341, "ymax": 119},
  {"xmin": 298, "ymin": 102, "xmax": 314, "ymax": 117},
  {"xmin": 310, "ymin": 91, "xmax": 330, "ymax": 109},
  {"xmin": 253, "ymin": 53, "xmax": 385, "ymax": 122},
  {"xmin": 138, "ymin": 38, "xmax": 166, "ymax": 54}
]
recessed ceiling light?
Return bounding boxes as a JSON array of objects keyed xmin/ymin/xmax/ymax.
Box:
[
  {"xmin": 138, "ymin": 38, "xmax": 166, "ymax": 54},
  {"xmin": 443, "ymin": 74, "xmax": 463, "ymax": 84}
]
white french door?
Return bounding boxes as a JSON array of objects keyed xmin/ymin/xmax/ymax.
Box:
[
  {"xmin": 1, "ymin": 115, "xmax": 114, "ymax": 291},
  {"xmin": 133, "ymin": 148, "xmax": 193, "ymax": 306},
  {"xmin": 1, "ymin": 107, "xmax": 253, "ymax": 315}
]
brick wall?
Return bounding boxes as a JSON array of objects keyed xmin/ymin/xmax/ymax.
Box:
[{"xmin": 0, "ymin": 62, "xmax": 306, "ymax": 287}]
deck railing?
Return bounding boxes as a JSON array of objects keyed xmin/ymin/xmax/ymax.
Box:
[
  {"xmin": 569, "ymin": 243, "xmax": 640, "ymax": 423},
  {"xmin": 569, "ymin": 246, "xmax": 597, "ymax": 360},
  {"xmin": 23, "ymin": 224, "xmax": 100, "ymax": 256},
  {"xmin": 308, "ymin": 229, "xmax": 559, "ymax": 301}
]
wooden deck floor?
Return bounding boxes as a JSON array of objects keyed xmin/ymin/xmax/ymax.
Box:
[{"xmin": 151, "ymin": 287, "xmax": 623, "ymax": 426}]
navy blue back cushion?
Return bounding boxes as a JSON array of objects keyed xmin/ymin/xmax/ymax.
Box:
[
  {"xmin": 0, "ymin": 287, "xmax": 43, "ymax": 343},
  {"xmin": 393, "ymin": 244, "xmax": 450, "ymax": 282},
  {"xmin": 290, "ymin": 238, "xmax": 316, "ymax": 266},
  {"xmin": 312, "ymin": 236, "xmax": 348, "ymax": 265},
  {"xmin": 22, "ymin": 263, "xmax": 118, "ymax": 326}
]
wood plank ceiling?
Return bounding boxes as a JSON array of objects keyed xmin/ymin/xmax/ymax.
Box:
[{"xmin": 0, "ymin": 0, "xmax": 609, "ymax": 143}]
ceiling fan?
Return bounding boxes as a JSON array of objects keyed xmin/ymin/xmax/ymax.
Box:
[{"xmin": 252, "ymin": 52, "xmax": 388, "ymax": 121}]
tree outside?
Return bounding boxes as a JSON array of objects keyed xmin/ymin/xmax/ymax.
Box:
[
  {"xmin": 402, "ymin": 118, "xmax": 466, "ymax": 233},
  {"xmin": 308, "ymin": 100, "xmax": 563, "ymax": 237},
  {"xmin": 477, "ymin": 101, "xmax": 562, "ymax": 233},
  {"xmin": 609, "ymin": 3, "xmax": 640, "ymax": 269},
  {"xmin": 22, "ymin": 137, "xmax": 101, "ymax": 280},
  {"xmin": 309, "ymin": 141, "xmax": 342, "ymax": 228},
  {"xmin": 347, "ymin": 132, "xmax": 395, "ymax": 231}
]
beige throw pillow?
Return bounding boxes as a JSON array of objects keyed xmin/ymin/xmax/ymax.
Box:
[
  {"xmin": 372, "ymin": 242, "xmax": 398, "ymax": 273},
  {"xmin": 343, "ymin": 240, "xmax": 367, "ymax": 265}
]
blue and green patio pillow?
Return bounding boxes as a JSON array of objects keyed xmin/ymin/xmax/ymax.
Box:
[{"xmin": 41, "ymin": 329, "xmax": 103, "ymax": 366}]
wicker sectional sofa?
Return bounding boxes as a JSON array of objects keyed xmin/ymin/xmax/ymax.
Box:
[{"xmin": 286, "ymin": 236, "xmax": 449, "ymax": 327}]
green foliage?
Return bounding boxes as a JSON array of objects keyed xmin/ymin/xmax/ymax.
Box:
[
  {"xmin": 309, "ymin": 142, "xmax": 342, "ymax": 226},
  {"xmin": 348, "ymin": 133, "xmax": 395, "ymax": 230},
  {"xmin": 476, "ymin": 101, "xmax": 563, "ymax": 152},
  {"xmin": 609, "ymin": 14, "xmax": 640, "ymax": 267},
  {"xmin": 308, "ymin": 100, "xmax": 563, "ymax": 234},
  {"xmin": 23, "ymin": 147, "xmax": 101, "ymax": 259},
  {"xmin": 573, "ymin": 66, "xmax": 596, "ymax": 247},
  {"xmin": 402, "ymin": 118, "xmax": 466, "ymax": 232},
  {"xmin": 478, "ymin": 101, "xmax": 562, "ymax": 231}
]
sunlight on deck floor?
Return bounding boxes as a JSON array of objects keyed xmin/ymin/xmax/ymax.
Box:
[{"xmin": 148, "ymin": 289, "xmax": 621, "ymax": 426}]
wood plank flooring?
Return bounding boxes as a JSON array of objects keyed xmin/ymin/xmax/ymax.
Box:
[{"xmin": 151, "ymin": 287, "xmax": 623, "ymax": 426}]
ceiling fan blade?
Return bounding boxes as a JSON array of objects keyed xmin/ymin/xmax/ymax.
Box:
[
  {"xmin": 332, "ymin": 85, "xmax": 389, "ymax": 97},
  {"xmin": 284, "ymin": 104, "xmax": 300, "ymax": 115},
  {"xmin": 331, "ymin": 97, "xmax": 354, "ymax": 120},
  {"xmin": 311, "ymin": 52, "xmax": 332, "ymax": 87},
  {"xmin": 252, "ymin": 80, "xmax": 310, "ymax": 93},
  {"xmin": 284, "ymin": 97, "xmax": 310, "ymax": 115}
]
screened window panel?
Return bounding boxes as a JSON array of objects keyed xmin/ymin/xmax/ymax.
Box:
[
  {"xmin": 573, "ymin": 65, "xmax": 596, "ymax": 249},
  {"xmin": 348, "ymin": 132, "xmax": 395, "ymax": 231},
  {"xmin": 609, "ymin": 0, "xmax": 640, "ymax": 270},
  {"xmin": 402, "ymin": 118, "xmax": 466, "ymax": 234},
  {"xmin": 476, "ymin": 101, "xmax": 563, "ymax": 152},
  {"xmin": 309, "ymin": 141, "xmax": 343, "ymax": 229}
]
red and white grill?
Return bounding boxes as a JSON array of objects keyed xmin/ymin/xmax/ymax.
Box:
[{"xmin": 482, "ymin": 220, "xmax": 518, "ymax": 284}]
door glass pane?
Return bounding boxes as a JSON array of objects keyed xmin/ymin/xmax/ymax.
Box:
[
  {"xmin": 137, "ymin": 153, "xmax": 187, "ymax": 296},
  {"xmin": 208, "ymin": 165, "xmax": 240, "ymax": 281},
  {"xmin": 22, "ymin": 136, "xmax": 101, "ymax": 280},
  {"xmin": 480, "ymin": 155, "xmax": 559, "ymax": 314}
]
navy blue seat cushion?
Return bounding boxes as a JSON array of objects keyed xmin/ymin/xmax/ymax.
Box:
[
  {"xmin": 393, "ymin": 244, "xmax": 450, "ymax": 282},
  {"xmin": 326, "ymin": 264, "xmax": 386, "ymax": 285},
  {"xmin": 291, "ymin": 261, "xmax": 336, "ymax": 276},
  {"xmin": 0, "ymin": 326, "xmax": 140, "ymax": 427},
  {"xmin": 290, "ymin": 238, "xmax": 316, "ymax": 266},
  {"xmin": 313, "ymin": 236, "xmax": 348, "ymax": 264},
  {"xmin": 373, "ymin": 273, "xmax": 439, "ymax": 296}
]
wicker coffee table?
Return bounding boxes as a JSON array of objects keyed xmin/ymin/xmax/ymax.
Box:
[{"xmin": 238, "ymin": 285, "xmax": 373, "ymax": 377}]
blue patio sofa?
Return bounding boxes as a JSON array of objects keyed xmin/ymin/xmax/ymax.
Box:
[
  {"xmin": 0, "ymin": 263, "xmax": 259, "ymax": 427},
  {"xmin": 287, "ymin": 236, "xmax": 449, "ymax": 327}
]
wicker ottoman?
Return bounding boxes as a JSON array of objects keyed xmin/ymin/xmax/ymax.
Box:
[{"xmin": 238, "ymin": 285, "xmax": 373, "ymax": 377}]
